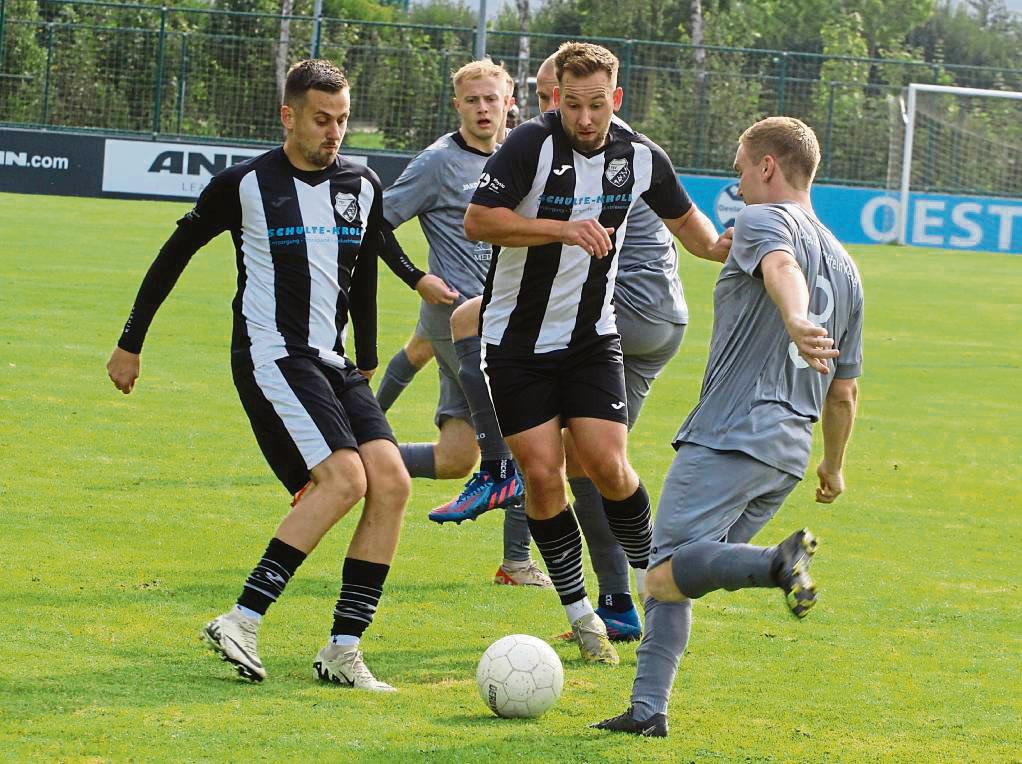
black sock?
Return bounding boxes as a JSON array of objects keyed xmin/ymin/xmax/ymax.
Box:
[
  {"xmin": 236, "ymin": 537, "xmax": 307, "ymax": 615},
  {"xmin": 481, "ymin": 458, "xmax": 516, "ymax": 481},
  {"xmin": 527, "ymin": 507, "xmax": 587, "ymax": 606},
  {"xmin": 602, "ymin": 482, "xmax": 653, "ymax": 570},
  {"xmin": 599, "ymin": 592, "xmax": 635, "ymax": 612},
  {"xmin": 331, "ymin": 558, "xmax": 391, "ymax": 639}
]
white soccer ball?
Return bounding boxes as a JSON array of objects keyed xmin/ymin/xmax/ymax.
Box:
[{"xmin": 476, "ymin": 634, "xmax": 564, "ymax": 718}]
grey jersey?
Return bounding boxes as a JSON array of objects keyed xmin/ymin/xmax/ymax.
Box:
[
  {"xmin": 615, "ymin": 199, "xmax": 688, "ymax": 325},
  {"xmin": 675, "ymin": 202, "xmax": 864, "ymax": 478},
  {"xmin": 383, "ymin": 131, "xmax": 494, "ymax": 298}
]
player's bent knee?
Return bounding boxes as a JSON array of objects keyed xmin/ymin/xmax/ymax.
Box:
[
  {"xmin": 450, "ymin": 297, "xmax": 482, "ymax": 341},
  {"xmin": 368, "ymin": 470, "xmax": 411, "ymax": 511},
  {"xmin": 585, "ymin": 457, "xmax": 633, "ymax": 496},
  {"xmin": 647, "ymin": 561, "xmax": 686, "ymax": 602}
]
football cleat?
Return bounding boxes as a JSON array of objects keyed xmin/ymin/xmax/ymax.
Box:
[
  {"xmin": 493, "ymin": 561, "xmax": 554, "ymax": 588},
  {"xmin": 571, "ymin": 612, "xmax": 620, "ymax": 665},
  {"xmin": 555, "ymin": 603, "xmax": 642, "ymax": 643},
  {"xmin": 313, "ymin": 643, "xmax": 397, "ymax": 692},
  {"xmin": 596, "ymin": 604, "xmax": 643, "ymax": 642},
  {"xmin": 591, "ymin": 706, "xmax": 668, "ymax": 737},
  {"xmin": 772, "ymin": 528, "xmax": 819, "ymax": 618},
  {"xmin": 201, "ymin": 608, "xmax": 266, "ymax": 682},
  {"xmin": 428, "ymin": 469, "xmax": 524, "ymax": 524}
]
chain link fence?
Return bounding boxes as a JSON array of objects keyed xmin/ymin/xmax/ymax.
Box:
[{"xmin": 4, "ymin": 0, "xmax": 1022, "ymax": 190}]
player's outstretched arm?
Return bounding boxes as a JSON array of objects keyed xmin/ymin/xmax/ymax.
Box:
[
  {"xmin": 664, "ymin": 207, "xmax": 731, "ymax": 263},
  {"xmin": 760, "ymin": 250, "xmax": 839, "ymax": 374},
  {"xmin": 464, "ymin": 205, "xmax": 614, "ymax": 256},
  {"xmin": 108, "ymin": 174, "xmax": 235, "ymax": 395},
  {"xmin": 816, "ymin": 377, "xmax": 857, "ymax": 503}
]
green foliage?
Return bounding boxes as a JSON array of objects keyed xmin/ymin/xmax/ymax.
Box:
[
  {"xmin": 0, "ymin": 1, "xmax": 46, "ymax": 123},
  {"xmin": 2, "ymin": 193, "xmax": 1021, "ymax": 762},
  {"xmin": 406, "ymin": 0, "xmax": 475, "ymax": 28}
]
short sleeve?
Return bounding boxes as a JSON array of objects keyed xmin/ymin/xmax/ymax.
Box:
[
  {"xmin": 835, "ymin": 291, "xmax": 864, "ymax": 379},
  {"xmin": 470, "ymin": 121, "xmax": 546, "ymax": 210},
  {"xmin": 383, "ymin": 148, "xmax": 441, "ymax": 228},
  {"xmin": 638, "ymin": 139, "xmax": 692, "ymax": 221},
  {"xmin": 730, "ymin": 204, "xmax": 800, "ymax": 277}
]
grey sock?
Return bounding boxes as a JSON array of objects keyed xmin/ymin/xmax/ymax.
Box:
[
  {"xmin": 671, "ymin": 540, "xmax": 776, "ymax": 599},
  {"xmin": 455, "ymin": 336, "xmax": 511, "ymax": 461},
  {"xmin": 569, "ymin": 476, "xmax": 629, "ymax": 596},
  {"xmin": 631, "ymin": 597, "xmax": 692, "ymax": 720},
  {"xmin": 376, "ymin": 348, "xmax": 419, "ymax": 412},
  {"xmin": 398, "ymin": 443, "xmax": 436, "ymax": 479},
  {"xmin": 502, "ymin": 500, "xmax": 531, "ymax": 562}
]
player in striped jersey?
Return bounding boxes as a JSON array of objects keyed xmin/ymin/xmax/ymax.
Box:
[
  {"xmin": 449, "ymin": 54, "xmax": 696, "ymax": 642},
  {"xmin": 106, "ymin": 60, "xmax": 409, "ymax": 691},
  {"xmin": 464, "ymin": 42, "xmax": 731, "ymax": 665}
]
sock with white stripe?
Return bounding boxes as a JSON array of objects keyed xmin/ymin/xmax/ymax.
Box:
[
  {"xmin": 570, "ymin": 475, "xmax": 630, "ymax": 596},
  {"xmin": 527, "ymin": 507, "xmax": 587, "ymax": 606},
  {"xmin": 602, "ymin": 482, "xmax": 653, "ymax": 571},
  {"xmin": 454, "ymin": 337, "xmax": 512, "ymax": 462},
  {"xmin": 375, "ymin": 348, "xmax": 419, "ymax": 412},
  {"xmin": 236, "ymin": 537, "xmax": 307, "ymax": 616},
  {"xmin": 331, "ymin": 558, "xmax": 390, "ymax": 639},
  {"xmin": 399, "ymin": 443, "xmax": 436, "ymax": 478}
]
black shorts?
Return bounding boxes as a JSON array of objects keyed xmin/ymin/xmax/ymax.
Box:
[
  {"xmin": 481, "ymin": 335, "xmax": 628, "ymax": 437},
  {"xmin": 233, "ymin": 355, "xmax": 396, "ymax": 495}
]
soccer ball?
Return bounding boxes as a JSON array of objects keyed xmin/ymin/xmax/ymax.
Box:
[{"xmin": 476, "ymin": 634, "xmax": 564, "ymax": 718}]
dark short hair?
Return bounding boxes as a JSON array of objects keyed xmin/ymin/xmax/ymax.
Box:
[{"xmin": 283, "ymin": 59, "xmax": 348, "ymax": 107}]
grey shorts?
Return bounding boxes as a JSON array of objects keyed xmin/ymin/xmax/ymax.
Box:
[
  {"xmin": 432, "ymin": 334, "xmax": 472, "ymax": 427},
  {"xmin": 650, "ymin": 442, "xmax": 800, "ymax": 569},
  {"xmin": 616, "ymin": 300, "xmax": 686, "ymax": 430},
  {"xmin": 414, "ymin": 300, "xmax": 472, "ymax": 428}
]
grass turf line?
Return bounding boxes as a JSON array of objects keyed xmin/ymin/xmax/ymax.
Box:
[{"xmin": 0, "ymin": 192, "xmax": 1019, "ymax": 762}]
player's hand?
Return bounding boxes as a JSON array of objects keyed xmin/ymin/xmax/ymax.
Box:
[
  {"xmin": 357, "ymin": 367, "xmax": 377, "ymax": 381},
  {"xmin": 710, "ymin": 226, "xmax": 734, "ymax": 261},
  {"xmin": 107, "ymin": 347, "xmax": 141, "ymax": 394},
  {"xmin": 785, "ymin": 317, "xmax": 839, "ymax": 374},
  {"xmin": 560, "ymin": 220, "xmax": 615, "ymax": 258},
  {"xmin": 416, "ymin": 274, "xmax": 459, "ymax": 305},
  {"xmin": 815, "ymin": 461, "xmax": 844, "ymax": 504}
]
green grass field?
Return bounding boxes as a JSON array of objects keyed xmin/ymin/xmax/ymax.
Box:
[{"xmin": 1, "ymin": 191, "xmax": 1020, "ymax": 763}]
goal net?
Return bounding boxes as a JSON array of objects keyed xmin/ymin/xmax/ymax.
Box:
[{"xmin": 888, "ymin": 83, "xmax": 1022, "ymax": 244}]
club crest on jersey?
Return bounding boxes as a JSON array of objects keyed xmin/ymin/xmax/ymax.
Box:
[
  {"xmin": 334, "ymin": 192, "xmax": 360, "ymax": 223},
  {"xmin": 605, "ymin": 158, "xmax": 630, "ymax": 188}
]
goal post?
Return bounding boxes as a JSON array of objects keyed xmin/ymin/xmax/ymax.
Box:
[{"xmin": 897, "ymin": 82, "xmax": 1022, "ymax": 245}]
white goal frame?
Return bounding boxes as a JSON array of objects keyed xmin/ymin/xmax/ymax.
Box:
[{"xmin": 898, "ymin": 82, "xmax": 1022, "ymax": 244}]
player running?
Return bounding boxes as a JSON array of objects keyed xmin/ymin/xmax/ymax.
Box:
[
  {"xmin": 464, "ymin": 42, "xmax": 730, "ymax": 665},
  {"xmin": 107, "ymin": 60, "xmax": 409, "ymax": 691},
  {"xmin": 594, "ymin": 117, "xmax": 863, "ymax": 737},
  {"xmin": 448, "ymin": 53, "xmax": 696, "ymax": 642}
]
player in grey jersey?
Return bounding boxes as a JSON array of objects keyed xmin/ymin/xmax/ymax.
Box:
[
  {"xmin": 595, "ymin": 117, "xmax": 863, "ymax": 738},
  {"xmin": 449, "ymin": 55, "xmax": 692, "ymax": 642},
  {"xmin": 375, "ymin": 61, "xmax": 551, "ymax": 588}
]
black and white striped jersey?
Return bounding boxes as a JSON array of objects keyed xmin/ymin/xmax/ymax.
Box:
[
  {"xmin": 118, "ymin": 147, "xmax": 382, "ymax": 372},
  {"xmin": 470, "ymin": 112, "xmax": 691, "ymax": 355}
]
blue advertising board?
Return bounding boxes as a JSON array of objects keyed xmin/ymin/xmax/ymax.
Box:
[
  {"xmin": 3, "ymin": 127, "xmax": 1019, "ymax": 254},
  {"xmin": 682, "ymin": 174, "xmax": 1022, "ymax": 254}
]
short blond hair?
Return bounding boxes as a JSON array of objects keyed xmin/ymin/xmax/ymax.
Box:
[
  {"xmin": 451, "ymin": 59, "xmax": 510, "ymax": 93},
  {"xmin": 739, "ymin": 117, "xmax": 821, "ymax": 189},
  {"xmin": 554, "ymin": 42, "xmax": 618, "ymax": 84}
]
